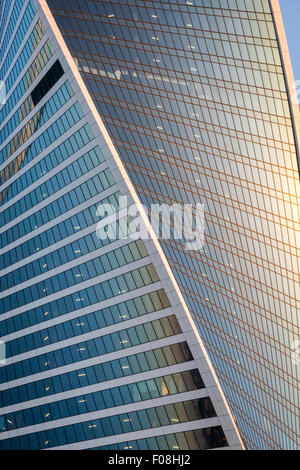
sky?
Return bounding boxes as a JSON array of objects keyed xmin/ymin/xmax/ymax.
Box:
[{"xmin": 279, "ymin": 0, "xmax": 300, "ymax": 81}]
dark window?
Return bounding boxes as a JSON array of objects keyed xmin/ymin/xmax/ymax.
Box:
[{"xmin": 31, "ymin": 60, "xmax": 64, "ymax": 106}]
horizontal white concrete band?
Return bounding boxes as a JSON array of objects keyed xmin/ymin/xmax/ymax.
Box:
[
  {"xmin": 0, "ymin": 248, "xmax": 155, "ymax": 319},
  {"xmin": 0, "ymin": 34, "xmax": 51, "ymax": 132},
  {"xmin": 0, "ymin": 360, "xmax": 198, "ymax": 414},
  {"xmin": 49, "ymin": 419, "xmax": 224, "ymax": 450},
  {"xmin": 0, "ymin": 2, "xmax": 15, "ymax": 52},
  {"xmin": 0, "ymin": 50, "xmax": 63, "ymax": 149},
  {"xmin": 0, "ymin": 184, "xmax": 117, "ymax": 258},
  {"xmin": 3, "ymin": 306, "xmax": 175, "ymax": 365},
  {"xmin": 0, "ymin": 206, "xmax": 137, "ymax": 285},
  {"xmin": 0, "ymin": 214, "xmax": 97, "ymax": 277},
  {"xmin": 0, "ymin": 224, "xmax": 144, "ymax": 296},
  {"xmin": 0, "ymin": 110, "xmax": 98, "ymax": 196},
  {"xmin": 0, "ymin": 1, "xmax": 30, "ymax": 74},
  {"xmin": 0, "ymin": 334, "xmax": 185, "ymax": 390},
  {"xmin": 0, "ymin": 151, "xmax": 110, "ymax": 235},
  {"xmin": 0, "ymin": 89, "xmax": 79, "ymax": 166},
  {"xmin": 1, "ymin": 282, "xmax": 168, "ymax": 341},
  {"xmin": 0, "ymin": 389, "xmax": 217, "ymax": 440},
  {"xmin": 0, "ymin": 134, "xmax": 99, "ymax": 217}
]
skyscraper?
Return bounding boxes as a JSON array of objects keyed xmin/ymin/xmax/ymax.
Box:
[{"xmin": 0, "ymin": 0, "xmax": 299, "ymax": 450}]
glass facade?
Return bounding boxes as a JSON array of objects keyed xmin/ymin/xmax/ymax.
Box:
[
  {"xmin": 39, "ymin": 0, "xmax": 299, "ymax": 450},
  {"xmin": 0, "ymin": 0, "xmax": 242, "ymax": 451}
]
